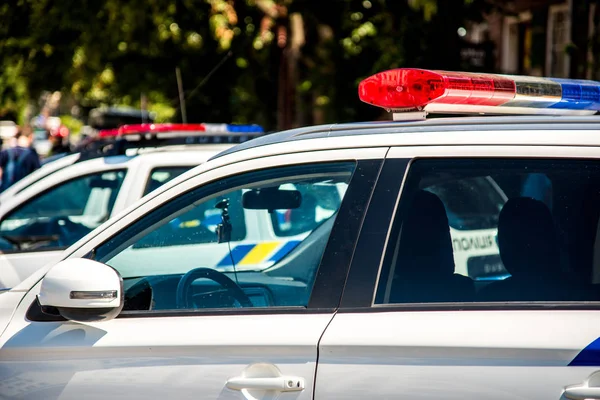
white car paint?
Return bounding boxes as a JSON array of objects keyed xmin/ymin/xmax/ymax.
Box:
[
  {"xmin": 0, "ymin": 145, "xmax": 232, "ymax": 290},
  {"xmin": 0, "ymin": 280, "xmax": 331, "ymax": 400},
  {"xmin": 316, "ymin": 311, "xmax": 600, "ymax": 400},
  {"xmin": 0, "ymin": 118, "xmax": 599, "ymax": 398},
  {"xmin": 0, "ymin": 146, "xmax": 386, "ymax": 399}
]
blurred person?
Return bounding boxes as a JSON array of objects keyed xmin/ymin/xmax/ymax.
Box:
[{"xmin": 0, "ymin": 125, "xmax": 41, "ymax": 192}]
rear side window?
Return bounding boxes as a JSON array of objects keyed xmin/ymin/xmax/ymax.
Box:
[
  {"xmin": 375, "ymin": 159, "xmax": 600, "ymax": 304},
  {"xmin": 143, "ymin": 167, "xmax": 191, "ymax": 196}
]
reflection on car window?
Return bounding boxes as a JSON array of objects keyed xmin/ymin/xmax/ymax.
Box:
[
  {"xmin": 143, "ymin": 167, "xmax": 190, "ymax": 196},
  {"xmin": 132, "ymin": 190, "xmax": 246, "ymax": 248},
  {"xmin": 0, "ymin": 170, "xmax": 126, "ymax": 252},
  {"xmin": 425, "ymin": 177, "xmax": 505, "ymax": 231},
  {"xmin": 375, "ymin": 159, "xmax": 600, "ymax": 305},
  {"xmin": 271, "ymin": 182, "xmax": 347, "ymax": 237},
  {"xmin": 95, "ymin": 162, "xmax": 355, "ymax": 312}
]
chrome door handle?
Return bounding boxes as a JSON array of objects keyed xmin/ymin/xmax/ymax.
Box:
[
  {"xmin": 564, "ymin": 386, "xmax": 600, "ymax": 400},
  {"xmin": 226, "ymin": 376, "xmax": 305, "ymax": 392}
]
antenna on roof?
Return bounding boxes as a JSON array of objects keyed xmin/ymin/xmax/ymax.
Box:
[
  {"xmin": 175, "ymin": 67, "xmax": 188, "ymax": 123},
  {"xmin": 140, "ymin": 93, "xmax": 148, "ymax": 124}
]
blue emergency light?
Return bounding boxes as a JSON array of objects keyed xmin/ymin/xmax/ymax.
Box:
[{"xmin": 225, "ymin": 124, "xmax": 264, "ymax": 133}]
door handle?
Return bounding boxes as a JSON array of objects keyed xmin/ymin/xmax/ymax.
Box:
[
  {"xmin": 564, "ymin": 386, "xmax": 600, "ymax": 400},
  {"xmin": 226, "ymin": 376, "xmax": 305, "ymax": 392}
]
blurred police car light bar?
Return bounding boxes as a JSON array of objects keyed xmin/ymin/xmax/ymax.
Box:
[
  {"xmin": 358, "ymin": 68, "xmax": 600, "ymax": 117},
  {"xmin": 105, "ymin": 123, "xmax": 264, "ymax": 137},
  {"xmin": 78, "ymin": 123, "xmax": 265, "ymax": 161}
]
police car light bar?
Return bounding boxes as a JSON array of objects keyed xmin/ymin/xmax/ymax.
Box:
[
  {"xmin": 78, "ymin": 123, "xmax": 265, "ymax": 161},
  {"xmin": 118, "ymin": 123, "xmax": 206, "ymax": 136},
  {"xmin": 97, "ymin": 128, "xmax": 123, "ymax": 138},
  {"xmin": 358, "ymin": 68, "xmax": 600, "ymax": 117},
  {"xmin": 99, "ymin": 123, "xmax": 265, "ymax": 143}
]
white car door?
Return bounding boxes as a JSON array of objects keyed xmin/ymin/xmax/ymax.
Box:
[
  {"xmin": 317, "ymin": 146, "xmax": 600, "ymax": 400},
  {"xmin": 0, "ymin": 147, "xmax": 386, "ymax": 400},
  {"xmin": 0, "ymin": 157, "xmax": 133, "ymax": 290}
]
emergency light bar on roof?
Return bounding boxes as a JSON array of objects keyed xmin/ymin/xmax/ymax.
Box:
[
  {"xmin": 115, "ymin": 123, "xmax": 265, "ymax": 134},
  {"xmin": 358, "ymin": 68, "xmax": 600, "ymax": 118},
  {"xmin": 95, "ymin": 123, "xmax": 264, "ymax": 145},
  {"xmin": 76, "ymin": 122, "xmax": 265, "ymax": 161}
]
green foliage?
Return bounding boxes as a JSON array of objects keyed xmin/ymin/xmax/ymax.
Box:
[{"xmin": 0, "ymin": 0, "xmax": 495, "ymax": 130}]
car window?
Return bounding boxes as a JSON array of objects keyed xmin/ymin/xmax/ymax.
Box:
[
  {"xmin": 375, "ymin": 158, "xmax": 600, "ymax": 304},
  {"xmin": 270, "ymin": 182, "xmax": 347, "ymax": 237},
  {"xmin": 143, "ymin": 167, "xmax": 191, "ymax": 196},
  {"xmin": 425, "ymin": 176, "xmax": 505, "ymax": 231},
  {"xmin": 0, "ymin": 170, "xmax": 126, "ymax": 253},
  {"xmin": 94, "ymin": 162, "xmax": 355, "ymax": 312}
]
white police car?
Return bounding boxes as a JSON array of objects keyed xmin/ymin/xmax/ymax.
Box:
[
  {"xmin": 0, "ymin": 123, "xmax": 264, "ymax": 291},
  {"xmin": 1, "ymin": 69, "xmax": 600, "ymax": 400}
]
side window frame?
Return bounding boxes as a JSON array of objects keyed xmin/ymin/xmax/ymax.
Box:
[
  {"xmin": 0, "ymin": 169, "xmax": 127, "ymax": 254},
  {"xmin": 339, "ymin": 158, "xmax": 411, "ymax": 308},
  {"xmin": 341, "ymin": 156, "xmax": 600, "ymax": 312},
  {"xmin": 79, "ymin": 159, "xmax": 384, "ymax": 316}
]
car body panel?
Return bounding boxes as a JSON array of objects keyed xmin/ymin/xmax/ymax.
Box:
[
  {"xmin": 316, "ymin": 311, "xmax": 600, "ymax": 400},
  {"xmin": 2, "ymin": 116, "xmax": 600, "ymax": 399},
  {"xmin": 0, "ymin": 147, "xmax": 387, "ymax": 399}
]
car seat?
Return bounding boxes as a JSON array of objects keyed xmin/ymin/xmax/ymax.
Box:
[
  {"xmin": 479, "ymin": 197, "xmax": 591, "ymax": 301},
  {"xmin": 388, "ymin": 190, "xmax": 475, "ymax": 303}
]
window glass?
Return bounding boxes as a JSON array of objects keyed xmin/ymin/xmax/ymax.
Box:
[
  {"xmin": 425, "ymin": 177, "xmax": 505, "ymax": 231},
  {"xmin": 271, "ymin": 182, "xmax": 348, "ymax": 237},
  {"xmin": 0, "ymin": 170, "xmax": 126, "ymax": 252},
  {"xmin": 143, "ymin": 167, "xmax": 190, "ymax": 196},
  {"xmin": 94, "ymin": 162, "xmax": 355, "ymax": 312},
  {"xmin": 375, "ymin": 159, "xmax": 600, "ymax": 304}
]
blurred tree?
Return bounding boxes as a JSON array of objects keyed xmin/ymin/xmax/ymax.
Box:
[
  {"xmin": 234, "ymin": 0, "xmax": 494, "ymax": 128},
  {"xmin": 0, "ymin": 0, "xmax": 495, "ymax": 131}
]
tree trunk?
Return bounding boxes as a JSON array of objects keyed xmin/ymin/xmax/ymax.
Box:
[{"xmin": 569, "ymin": 0, "xmax": 590, "ymax": 78}]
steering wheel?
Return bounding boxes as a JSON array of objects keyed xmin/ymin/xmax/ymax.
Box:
[{"xmin": 176, "ymin": 267, "xmax": 253, "ymax": 309}]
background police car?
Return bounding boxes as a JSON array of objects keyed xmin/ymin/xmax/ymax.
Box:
[
  {"xmin": 0, "ymin": 123, "xmax": 264, "ymax": 290},
  {"xmin": 1, "ymin": 70, "xmax": 600, "ymax": 400}
]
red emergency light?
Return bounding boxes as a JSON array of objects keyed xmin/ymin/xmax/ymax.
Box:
[
  {"xmin": 358, "ymin": 68, "xmax": 600, "ymax": 116},
  {"xmin": 358, "ymin": 69, "xmax": 516, "ymax": 110},
  {"xmin": 97, "ymin": 128, "xmax": 121, "ymax": 138},
  {"xmin": 118, "ymin": 123, "xmax": 206, "ymax": 135}
]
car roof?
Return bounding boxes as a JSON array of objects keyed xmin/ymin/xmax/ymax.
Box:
[
  {"xmin": 210, "ymin": 115, "xmax": 600, "ymax": 161},
  {"xmin": 129, "ymin": 143, "xmax": 233, "ymax": 156}
]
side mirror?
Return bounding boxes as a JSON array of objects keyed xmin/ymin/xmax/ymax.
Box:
[{"xmin": 38, "ymin": 258, "xmax": 124, "ymax": 323}]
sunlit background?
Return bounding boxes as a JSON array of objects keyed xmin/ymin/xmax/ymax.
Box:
[{"xmin": 0, "ymin": 0, "xmax": 595, "ymax": 136}]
